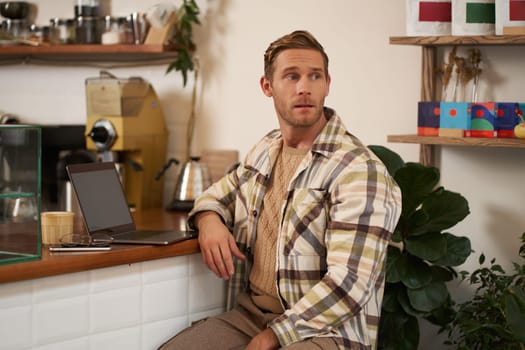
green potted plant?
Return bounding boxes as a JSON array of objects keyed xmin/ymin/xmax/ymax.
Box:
[
  {"xmin": 166, "ymin": 0, "xmax": 200, "ymax": 87},
  {"xmin": 166, "ymin": 0, "xmax": 200, "ymax": 160},
  {"xmin": 444, "ymin": 232, "xmax": 525, "ymax": 349},
  {"xmin": 369, "ymin": 145, "xmax": 472, "ymax": 350}
]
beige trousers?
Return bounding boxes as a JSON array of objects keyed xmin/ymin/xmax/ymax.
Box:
[{"xmin": 158, "ymin": 293, "xmax": 339, "ymax": 350}]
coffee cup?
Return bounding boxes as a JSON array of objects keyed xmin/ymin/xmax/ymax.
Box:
[{"xmin": 41, "ymin": 211, "xmax": 75, "ymax": 245}]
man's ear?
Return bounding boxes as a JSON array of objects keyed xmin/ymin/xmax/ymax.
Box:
[
  {"xmin": 325, "ymin": 74, "xmax": 331, "ymax": 97},
  {"xmin": 260, "ymin": 76, "xmax": 272, "ymax": 97}
]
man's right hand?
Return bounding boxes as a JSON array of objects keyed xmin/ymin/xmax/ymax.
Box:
[{"xmin": 196, "ymin": 211, "xmax": 246, "ymax": 280}]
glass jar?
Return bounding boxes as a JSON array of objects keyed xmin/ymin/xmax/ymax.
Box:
[
  {"xmin": 50, "ymin": 18, "xmax": 75, "ymax": 44},
  {"xmin": 103, "ymin": 15, "xmax": 117, "ymax": 33},
  {"xmin": 101, "ymin": 15, "xmax": 120, "ymax": 44},
  {"xmin": 28, "ymin": 24, "xmax": 51, "ymax": 44},
  {"xmin": 118, "ymin": 16, "xmax": 133, "ymax": 44}
]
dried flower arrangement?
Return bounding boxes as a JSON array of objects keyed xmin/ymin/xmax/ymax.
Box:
[
  {"xmin": 436, "ymin": 47, "xmax": 482, "ymax": 102},
  {"xmin": 469, "ymin": 49, "xmax": 482, "ymax": 103},
  {"xmin": 437, "ymin": 46, "xmax": 457, "ymax": 101}
]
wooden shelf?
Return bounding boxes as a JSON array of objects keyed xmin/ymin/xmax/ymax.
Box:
[
  {"xmin": 0, "ymin": 43, "xmax": 179, "ymax": 63},
  {"xmin": 388, "ymin": 134, "xmax": 525, "ymax": 148},
  {"xmin": 389, "ymin": 35, "xmax": 525, "ymax": 165},
  {"xmin": 390, "ymin": 35, "xmax": 525, "ymax": 46},
  {"xmin": 0, "ymin": 43, "xmax": 177, "ymax": 55}
]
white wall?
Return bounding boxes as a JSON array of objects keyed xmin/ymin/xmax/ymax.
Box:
[{"xmin": 1, "ymin": 0, "xmax": 524, "ymax": 348}]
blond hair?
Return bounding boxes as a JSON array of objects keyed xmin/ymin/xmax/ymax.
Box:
[{"xmin": 263, "ymin": 30, "xmax": 329, "ymax": 81}]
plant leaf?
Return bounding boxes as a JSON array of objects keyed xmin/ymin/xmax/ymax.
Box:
[
  {"xmin": 368, "ymin": 145, "xmax": 405, "ymax": 177},
  {"xmin": 397, "ymin": 286, "xmax": 430, "ymax": 317},
  {"xmin": 405, "ymin": 232, "xmax": 447, "ymax": 261},
  {"xmin": 401, "ymin": 255, "xmax": 433, "ymax": 289},
  {"xmin": 407, "ymin": 280, "xmax": 449, "ymax": 312},
  {"xmin": 392, "ymin": 228, "xmax": 403, "ymax": 243},
  {"xmin": 166, "ymin": 50, "xmax": 194, "ymax": 86},
  {"xmin": 409, "ymin": 189, "xmax": 470, "ymax": 236},
  {"xmin": 431, "ymin": 233, "xmax": 472, "ymax": 267},
  {"xmin": 386, "ymin": 248, "xmax": 433, "ymax": 288},
  {"xmin": 479, "ymin": 253, "xmax": 485, "ymax": 265},
  {"xmin": 394, "ymin": 163, "xmax": 440, "ymax": 217},
  {"xmin": 505, "ymin": 287, "xmax": 525, "ymax": 342},
  {"xmin": 430, "ymin": 265, "xmax": 456, "ymax": 282},
  {"xmin": 165, "ymin": 0, "xmax": 201, "ymax": 86},
  {"xmin": 425, "ymin": 300, "xmax": 455, "ymax": 327},
  {"xmin": 386, "ymin": 245, "xmax": 403, "ymax": 283},
  {"xmin": 378, "ymin": 311, "xmax": 420, "ymax": 350},
  {"xmin": 382, "ymin": 283, "xmax": 404, "ymax": 313}
]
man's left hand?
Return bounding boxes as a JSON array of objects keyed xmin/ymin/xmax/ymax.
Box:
[{"xmin": 245, "ymin": 328, "xmax": 280, "ymax": 350}]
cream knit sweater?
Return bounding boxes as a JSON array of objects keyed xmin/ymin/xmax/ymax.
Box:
[{"xmin": 249, "ymin": 144, "xmax": 308, "ymax": 313}]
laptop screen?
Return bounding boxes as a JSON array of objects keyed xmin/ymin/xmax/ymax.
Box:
[{"xmin": 67, "ymin": 162, "xmax": 135, "ymax": 233}]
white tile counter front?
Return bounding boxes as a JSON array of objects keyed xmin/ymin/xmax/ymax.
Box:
[{"xmin": 0, "ymin": 254, "xmax": 226, "ymax": 350}]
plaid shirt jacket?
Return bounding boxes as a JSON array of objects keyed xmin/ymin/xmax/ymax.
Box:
[{"xmin": 188, "ymin": 108, "xmax": 402, "ymax": 349}]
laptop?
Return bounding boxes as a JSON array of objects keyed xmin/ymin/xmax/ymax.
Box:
[{"xmin": 66, "ymin": 161, "xmax": 198, "ymax": 245}]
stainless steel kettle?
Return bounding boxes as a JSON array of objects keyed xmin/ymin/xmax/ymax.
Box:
[{"xmin": 157, "ymin": 157, "xmax": 212, "ymax": 211}]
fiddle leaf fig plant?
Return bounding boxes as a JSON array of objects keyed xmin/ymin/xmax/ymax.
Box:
[
  {"xmin": 166, "ymin": 0, "xmax": 201, "ymax": 86},
  {"xmin": 369, "ymin": 145, "xmax": 472, "ymax": 350}
]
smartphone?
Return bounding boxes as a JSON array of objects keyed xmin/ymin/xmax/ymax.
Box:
[{"xmin": 49, "ymin": 245, "xmax": 112, "ymax": 252}]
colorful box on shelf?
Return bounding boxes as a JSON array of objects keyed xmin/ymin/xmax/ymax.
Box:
[
  {"xmin": 466, "ymin": 102, "xmax": 496, "ymax": 138},
  {"xmin": 417, "ymin": 101, "xmax": 440, "ymax": 136},
  {"xmin": 406, "ymin": 0, "xmax": 452, "ymax": 35},
  {"xmin": 496, "ymin": 0, "xmax": 525, "ymax": 35},
  {"xmin": 452, "ymin": 0, "xmax": 495, "ymax": 35},
  {"xmin": 494, "ymin": 102, "xmax": 521, "ymax": 138},
  {"xmin": 417, "ymin": 101, "xmax": 522, "ymax": 138},
  {"xmin": 439, "ymin": 102, "xmax": 471, "ymax": 137}
]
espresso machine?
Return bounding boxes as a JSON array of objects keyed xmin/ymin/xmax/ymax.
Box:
[{"xmin": 84, "ymin": 72, "xmax": 167, "ymax": 210}]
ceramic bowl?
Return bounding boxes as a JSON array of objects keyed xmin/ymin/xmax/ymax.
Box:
[{"xmin": 0, "ymin": 2, "xmax": 30, "ymax": 20}]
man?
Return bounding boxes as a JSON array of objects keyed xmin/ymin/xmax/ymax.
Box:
[{"xmin": 159, "ymin": 30, "xmax": 402, "ymax": 350}]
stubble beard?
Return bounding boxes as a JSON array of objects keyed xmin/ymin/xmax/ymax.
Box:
[{"xmin": 277, "ymin": 99, "xmax": 324, "ymax": 128}]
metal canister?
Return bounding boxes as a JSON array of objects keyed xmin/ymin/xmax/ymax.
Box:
[
  {"xmin": 75, "ymin": 16, "xmax": 101, "ymax": 44},
  {"xmin": 74, "ymin": 0, "xmax": 100, "ymax": 17},
  {"xmin": 4, "ymin": 19, "xmax": 28, "ymax": 39}
]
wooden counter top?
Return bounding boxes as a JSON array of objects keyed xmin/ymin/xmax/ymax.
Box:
[{"xmin": 0, "ymin": 209, "xmax": 200, "ymax": 284}]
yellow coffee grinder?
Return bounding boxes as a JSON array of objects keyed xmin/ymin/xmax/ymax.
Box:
[{"xmin": 84, "ymin": 71, "xmax": 167, "ymax": 210}]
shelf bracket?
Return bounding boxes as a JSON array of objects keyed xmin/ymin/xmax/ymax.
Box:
[
  {"xmin": 420, "ymin": 144, "xmax": 434, "ymax": 166},
  {"xmin": 420, "ymin": 46, "xmax": 438, "ymax": 168}
]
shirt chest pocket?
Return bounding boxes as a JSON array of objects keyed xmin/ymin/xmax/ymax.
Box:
[{"xmin": 283, "ymin": 188, "xmax": 328, "ymax": 256}]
